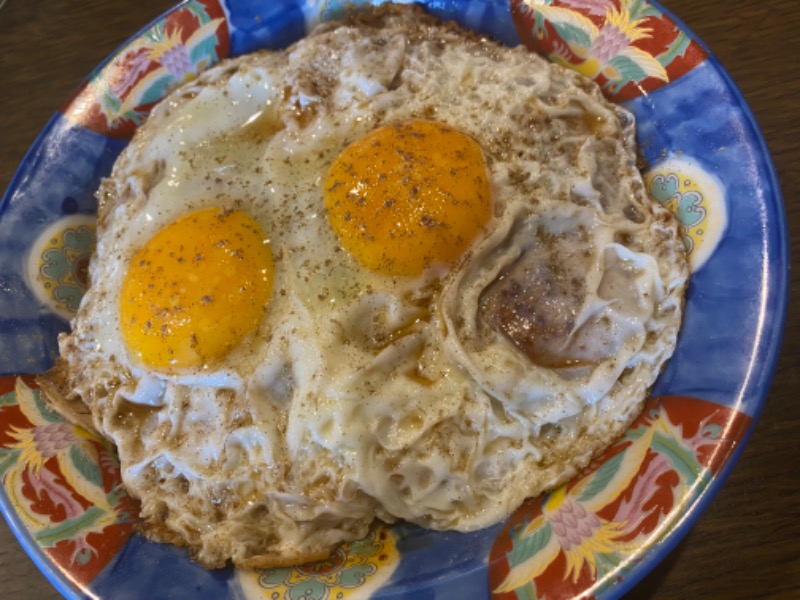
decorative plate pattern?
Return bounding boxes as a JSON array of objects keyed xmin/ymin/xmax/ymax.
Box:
[
  {"xmin": 0, "ymin": 1, "xmax": 787, "ymax": 599},
  {"xmin": 510, "ymin": 0, "xmax": 708, "ymax": 101},
  {"xmin": 645, "ymin": 157, "xmax": 727, "ymax": 271},
  {"xmin": 236, "ymin": 526, "xmax": 400, "ymax": 599},
  {"xmin": 0, "ymin": 377, "xmax": 138, "ymax": 587},
  {"xmin": 26, "ymin": 215, "xmax": 96, "ymax": 320},
  {"xmin": 64, "ymin": 0, "xmax": 230, "ymax": 138},
  {"xmin": 488, "ymin": 395, "xmax": 752, "ymax": 599}
]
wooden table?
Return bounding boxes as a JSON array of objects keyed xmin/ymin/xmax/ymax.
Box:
[{"xmin": 1, "ymin": 1, "xmax": 798, "ymax": 598}]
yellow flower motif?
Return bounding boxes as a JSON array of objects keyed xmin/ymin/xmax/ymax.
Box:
[
  {"xmin": 85, "ymin": 9, "xmax": 224, "ymax": 129},
  {"xmin": 528, "ymin": 0, "xmax": 668, "ymax": 85},
  {"xmin": 541, "ymin": 487, "xmax": 626, "ymax": 582},
  {"xmin": 143, "ymin": 26, "xmax": 189, "ymax": 65},
  {"xmin": 494, "ymin": 422, "xmax": 660, "ymax": 594},
  {"xmin": 6, "ymin": 379, "xmax": 115, "ymax": 521},
  {"xmin": 604, "ymin": 2, "xmax": 652, "ymax": 44}
]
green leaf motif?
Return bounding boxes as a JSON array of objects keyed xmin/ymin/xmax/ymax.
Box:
[
  {"xmin": 0, "ymin": 390, "xmax": 17, "ymax": 406},
  {"xmin": 35, "ymin": 506, "xmax": 105, "ymax": 547},
  {"xmin": 34, "ymin": 389, "xmax": 64, "ymax": 423},
  {"xmin": 107, "ymin": 485, "xmax": 127, "ymax": 508},
  {"xmin": 76, "ymin": 547, "xmax": 94, "ymax": 566},
  {"xmin": 518, "ymin": 581, "xmax": 540, "ymax": 600},
  {"xmin": 702, "ymin": 422, "xmax": 722, "ymax": 439},
  {"xmin": 594, "ymin": 550, "xmax": 623, "ymax": 579},
  {"xmin": 658, "ymin": 32, "xmax": 692, "ymax": 66},
  {"xmin": 138, "ymin": 74, "xmax": 178, "ymax": 108},
  {"xmin": 145, "ymin": 21, "xmax": 166, "ymax": 44},
  {"xmin": 69, "ymin": 444, "xmax": 104, "ymax": 489},
  {"xmin": 608, "ymin": 55, "xmax": 648, "ymax": 83},
  {"xmin": 120, "ymin": 109, "xmax": 148, "ymax": 128},
  {"xmin": 577, "ymin": 450, "xmax": 625, "ymax": 504},
  {"xmin": 651, "ymin": 431, "xmax": 703, "ymax": 481},
  {"xmin": 101, "ymin": 89, "xmax": 122, "ymax": 114},
  {"xmin": 630, "ymin": 0, "xmax": 662, "ymax": 20},
  {"xmin": 186, "ymin": 0, "xmax": 212, "ymax": 22},
  {"xmin": 625, "ymin": 421, "xmax": 651, "ymax": 441},
  {"xmin": 190, "ymin": 37, "xmax": 219, "ymax": 65},
  {"xmin": 0, "ymin": 448, "xmax": 21, "ymax": 476},
  {"xmin": 552, "ymin": 22, "xmax": 592, "ymax": 48},
  {"xmin": 532, "ymin": 12, "xmax": 548, "ymax": 40},
  {"xmin": 508, "ymin": 520, "xmax": 552, "ymax": 568}
]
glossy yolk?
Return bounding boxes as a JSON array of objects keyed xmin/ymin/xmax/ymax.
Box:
[
  {"xmin": 119, "ymin": 207, "xmax": 274, "ymax": 370},
  {"xmin": 323, "ymin": 120, "xmax": 492, "ymax": 276}
]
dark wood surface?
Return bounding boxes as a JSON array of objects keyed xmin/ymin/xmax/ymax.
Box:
[{"xmin": 1, "ymin": 1, "xmax": 797, "ymax": 598}]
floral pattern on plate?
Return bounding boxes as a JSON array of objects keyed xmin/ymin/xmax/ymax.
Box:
[
  {"xmin": 236, "ymin": 526, "xmax": 400, "ymax": 599},
  {"xmin": 63, "ymin": 0, "xmax": 230, "ymax": 138},
  {"xmin": 0, "ymin": 376, "xmax": 139, "ymax": 587},
  {"xmin": 645, "ymin": 157, "xmax": 728, "ymax": 271},
  {"xmin": 488, "ymin": 395, "xmax": 752, "ymax": 599},
  {"xmin": 510, "ymin": 0, "xmax": 708, "ymax": 101},
  {"xmin": 25, "ymin": 215, "xmax": 96, "ymax": 320}
]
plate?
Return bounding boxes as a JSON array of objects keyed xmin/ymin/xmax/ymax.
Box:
[{"xmin": 0, "ymin": 1, "xmax": 787, "ymax": 599}]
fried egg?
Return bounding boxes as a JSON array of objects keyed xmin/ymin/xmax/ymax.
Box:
[{"xmin": 39, "ymin": 5, "xmax": 688, "ymax": 568}]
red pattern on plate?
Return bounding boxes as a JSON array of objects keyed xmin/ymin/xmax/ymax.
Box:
[
  {"xmin": 0, "ymin": 375, "xmax": 139, "ymax": 588},
  {"xmin": 62, "ymin": 0, "xmax": 230, "ymax": 138},
  {"xmin": 488, "ymin": 395, "xmax": 752, "ymax": 599},
  {"xmin": 510, "ymin": 0, "xmax": 708, "ymax": 101}
]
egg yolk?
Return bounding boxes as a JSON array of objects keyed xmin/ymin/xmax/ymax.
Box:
[
  {"xmin": 323, "ymin": 120, "xmax": 492, "ymax": 276},
  {"xmin": 119, "ymin": 207, "xmax": 274, "ymax": 370}
]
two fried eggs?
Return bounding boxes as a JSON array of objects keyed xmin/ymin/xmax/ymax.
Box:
[{"xmin": 42, "ymin": 6, "xmax": 688, "ymax": 568}]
